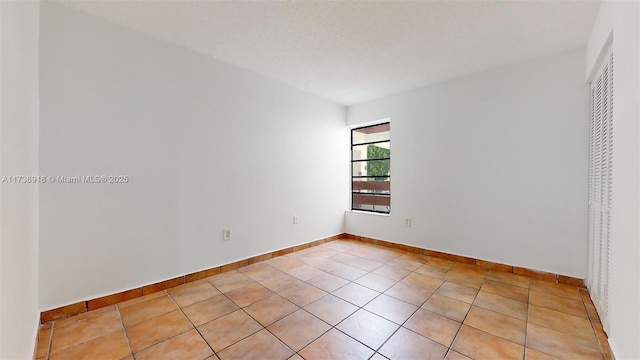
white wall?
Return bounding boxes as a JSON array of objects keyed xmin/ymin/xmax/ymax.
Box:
[
  {"xmin": 586, "ymin": 2, "xmax": 639, "ymax": 358},
  {"xmin": 38, "ymin": 2, "xmax": 348, "ymax": 310},
  {"xmin": 0, "ymin": 1, "xmax": 40, "ymax": 358},
  {"xmin": 346, "ymin": 48, "xmax": 589, "ymax": 278}
]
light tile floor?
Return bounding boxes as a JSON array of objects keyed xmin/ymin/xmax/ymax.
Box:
[{"xmin": 36, "ymin": 239, "xmax": 613, "ymax": 360}]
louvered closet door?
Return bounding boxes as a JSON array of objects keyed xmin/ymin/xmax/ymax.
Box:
[{"xmin": 588, "ymin": 46, "xmax": 613, "ymax": 333}]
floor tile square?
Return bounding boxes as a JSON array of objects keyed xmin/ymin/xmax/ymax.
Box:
[
  {"xmin": 355, "ymin": 273, "xmax": 397, "ymax": 292},
  {"xmin": 415, "ymin": 264, "xmax": 448, "ymax": 279},
  {"xmin": 52, "ymin": 304, "xmax": 118, "ymax": 329},
  {"xmin": 239, "ymin": 263, "xmax": 281, "ymax": 282},
  {"xmin": 387, "ymin": 257, "xmax": 423, "ymax": 271},
  {"xmin": 119, "ymin": 295, "xmax": 178, "ymax": 327},
  {"xmin": 336, "ymin": 309, "xmax": 399, "ymax": 349},
  {"xmin": 400, "ymin": 273, "xmax": 444, "ymax": 292},
  {"xmin": 446, "ymin": 350, "xmax": 472, "ymax": 360},
  {"xmin": 286, "ymin": 264, "xmax": 325, "ymax": 281},
  {"xmin": 528, "ymin": 305, "xmax": 596, "ymax": 341},
  {"xmin": 302, "ymin": 257, "xmax": 343, "ymax": 272},
  {"xmin": 217, "ymin": 329, "xmax": 294, "ymax": 360},
  {"xmin": 529, "ymin": 290, "xmax": 588, "ymax": 319},
  {"xmin": 422, "ymin": 293, "xmax": 471, "ymax": 322},
  {"xmin": 35, "ymin": 324, "xmax": 52, "ymax": 359},
  {"xmin": 481, "ymin": 280, "xmax": 529, "ymax": 303},
  {"xmin": 243, "ymin": 294, "xmax": 299, "ymax": 326},
  {"xmin": 443, "ymin": 270, "xmax": 485, "ymax": 289},
  {"xmin": 347, "ymin": 256, "xmax": 384, "ymax": 272},
  {"xmin": 51, "ymin": 309, "xmax": 123, "ymax": 354},
  {"xmin": 451, "ymin": 263, "xmax": 489, "ymax": 278},
  {"xmin": 118, "ymin": 292, "xmax": 167, "ymax": 309},
  {"xmin": 404, "ymin": 309, "xmax": 461, "ymax": 347},
  {"xmin": 529, "ymin": 280, "xmax": 581, "ymax": 300},
  {"xmin": 384, "ymin": 281, "xmax": 433, "ymax": 306},
  {"xmin": 268, "ymin": 309, "xmax": 331, "ymax": 351},
  {"xmin": 299, "ymin": 328, "xmax": 374, "ymax": 360},
  {"xmin": 332, "ymin": 282, "xmax": 380, "ymax": 307},
  {"xmin": 435, "ymin": 282, "xmax": 478, "ymax": 304},
  {"xmin": 126, "ymin": 310, "xmax": 192, "ymax": 352},
  {"xmin": 452, "ymin": 325, "xmax": 524, "ymax": 360},
  {"xmin": 182, "ymin": 294, "xmax": 239, "ymax": 326},
  {"xmin": 526, "ymin": 323, "xmax": 601, "ymax": 359},
  {"xmin": 279, "ymin": 282, "xmax": 327, "ymax": 307},
  {"xmin": 49, "ymin": 330, "xmax": 130, "ymax": 360},
  {"xmin": 269, "ymin": 257, "xmax": 306, "ymax": 272},
  {"xmin": 259, "ymin": 272, "xmax": 304, "ymax": 293},
  {"xmin": 307, "ymin": 273, "xmax": 350, "ymax": 292},
  {"xmin": 422, "ymin": 256, "xmax": 455, "ymax": 270},
  {"xmin": 134, "ymin": 329, "xmax": 213, "ymax": 360},
  {"xmin": 474, "ymin": 291, "xmax": 527, "ymax": 320},
  {"xmin": 464, "ymin": 306, "xmax": 525, "ymax": 345},
  {"xmin": 304, "ymin": 294, "xmax": 358, "ymax": 325},
  {"xmin": 372, "ymin": 264, "xmax": 412, "ymax": 281},
  {"xmin": 486, "ymin": 270, "xmax": 530, "ymax": 289},
  {"xmin": 379, "ymin": 327, "xmax": 448, "ymax": 359},
  {"xmin": 197, "ymin": 310, "xmax": 262, "ymax": 352},
  {"xmin": 329, "ymin": 263, "xmax": 368, "ymax": 281},
  {"xmin": 168, "ymin": 282, "xmax": 221, "ymax": 307},
  {"xmin": 363, "ymin": 294, "xmax": 417, "ymax": 324},
  {"xmin": 524, "ymin": 347, "xmax": 557, "ymax": 360},
  {"xmin": 329, "ymin": 252, "xmax": 360, "ymax": 264},
  {"xmin": 208, "ymin": 271, "xmax": 255, "ymax": 293},
  {"xmin": 226, "ymin": 282, "xmax": 274, "ymax": 307}
]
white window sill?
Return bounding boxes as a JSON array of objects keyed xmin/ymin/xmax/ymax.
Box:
[{"xmin": 346, "ymin": 210, "xmax": 391, "ymax": 217}]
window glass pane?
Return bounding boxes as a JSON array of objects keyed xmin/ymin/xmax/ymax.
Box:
[
  {"xmin": 352, "ymin": 123, "xmax": 390, "ymax": 145},
  {"xmin": 352, "ymin": 193, "xmax": 390, "ymax": 213},
  {"xmin": 352, "ymin": 178, "xmax": 390, "ymax": 194},
  {"xmin": 352, "ymin": 159, "xmax": 390, "ymax": 177},
  {"xmin": 352, "ymin": 143, "xmax": 390, "ymax": 161}
]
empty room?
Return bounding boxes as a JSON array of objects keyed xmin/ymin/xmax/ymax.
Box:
[{"xmin": 1, "ymin": 1, "xmax": 638, "ymax": 359}]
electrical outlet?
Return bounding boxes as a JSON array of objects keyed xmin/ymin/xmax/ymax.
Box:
[
  {"xmin": 293, "ymin": 216, "xmax": 298, "ymax": 224},
  {"xmin": 405, "ymin": 218, "xmax": 412, "ymax": 227},
  {"xmin": 222, "ymin": 229, "xmax": 231, "ymax": 241}
]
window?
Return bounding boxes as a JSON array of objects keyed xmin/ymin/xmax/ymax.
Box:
[{"xmin": 351, "ymin": 122, "xmax": 390, "ymax": 213}]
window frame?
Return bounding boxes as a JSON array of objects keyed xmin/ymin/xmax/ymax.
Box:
[{"xmin": 350, "ymin": 122, "xmax": 391, "ymax": 214}]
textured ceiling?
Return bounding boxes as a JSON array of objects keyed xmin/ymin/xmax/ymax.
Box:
[{"xmin": 59, "ymin": 1, "xmax": 600, "ymax": 106}]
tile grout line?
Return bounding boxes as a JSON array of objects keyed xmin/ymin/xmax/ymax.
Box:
[
  {"xmin": 230, "ymin": 244, "xmax": 474, "ymax": 358},
  {"xmin": 165, "ymin": 289, "xmax": 219, "ymax": 359},
  {"xmin": 200, "ymin": 280, "xmax": 288, "ymax": 356},
  {"xmin": 523, "ymin": 283, "xmax": 531, "ymax": 360},
  {"xmin": 379, "ymin": 282, "xmax": 442, "ymax": 354},
  {"xmin": 369, "ymin": 266, "xmax": 454, "ymax": 357},
  {"xmin": 245, "ymin": 242, "xmax": 498, "ymax": 358},
  {"xmin": 287, "ymin": 245, "xmax": 363, "ymax": 358},
  {"xmin": 45, "ymin": 323, "xmax": 54, "ymax": 360},
  {"xmin": 44, "ymin": 308, "xmax": 128, "ymax": 357},
  {"xmin": 441, "ymin": 272, "xmax": 485, "ymax": 359},
  {"xmin": 292, "ymin": 244, "xmax": 386, "ymax": 358},
  {"xmin": 580, "ymin": 289, "xmax": 608, "ymax": 358},
  {"xmin": 122, "ymin": 290, "xmax": 197, "ymax": 358},
  {"xmin": 237, "ymin": 291, "xmax": 299, "ymax": 357},
  {"xmin": 318, "ymin": 244, "xmax": 472, "ymax": 358},
  {"xmin": 115, "ymin": 303, "xmax": 136, "ymax": 360}
]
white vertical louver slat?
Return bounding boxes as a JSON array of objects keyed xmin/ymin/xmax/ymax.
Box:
[{"xmin": 588, "ymin": 46, "xmax": 613, "ymax": 333}]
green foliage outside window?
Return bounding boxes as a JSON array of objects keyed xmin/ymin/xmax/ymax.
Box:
[{"xmin": 366, "ymin": 145, "xmax": 390, "ymax": 176}]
